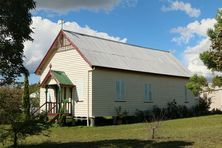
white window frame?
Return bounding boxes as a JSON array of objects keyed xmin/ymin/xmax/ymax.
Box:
[
  {"xmin": 144, "ymin": 84, "xmax": 152, "ymax": 102},
  {"xmin": 116, "ymin": 80, "xmax": 125, "ymax": 101}
]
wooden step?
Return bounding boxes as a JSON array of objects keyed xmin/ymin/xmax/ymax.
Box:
[{"xmin": 48, "ymin": 114, "xmax": 59, "ymax": 123}]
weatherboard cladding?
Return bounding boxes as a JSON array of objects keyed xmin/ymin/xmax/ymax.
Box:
[{"xmin": 63, "ymin": 30, "xmax": 191, "ymax": 78}]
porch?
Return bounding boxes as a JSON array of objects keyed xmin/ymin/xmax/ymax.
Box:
[{"xmin": 36, "ymin": 70, "xmax": 75, "ymax": 121}]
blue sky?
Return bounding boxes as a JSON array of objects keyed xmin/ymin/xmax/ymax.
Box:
[{"xmin": 25, "ymin": 0, "xmax": 221, "ymax": 83}]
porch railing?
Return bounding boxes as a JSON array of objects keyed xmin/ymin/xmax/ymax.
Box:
[
  {"xmin": 47, "ymin": 101, "xmax": 72, "ymax": 114},
  {"xmin": 47, "ymin": 102, "xmax": 57, "ymax": 114}
]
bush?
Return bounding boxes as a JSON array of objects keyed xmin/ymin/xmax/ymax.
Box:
[
  {"xmin": 0, "ymin": 87, "xmax": 23, "ymax": 124},
  {"xmin": 134, "ymin": 109, "xmax": 145, "ymax": 122},
  {"xmin": 133, "ymin": 97, "xmax": 213, "ymax": 123},
  {"xmin": 152, "ymin": 106, "xmax": 163, "ymax": 119},
  {"xmin": 165, "ymin": 99, "xmax": 180, "ymax": 119},
  {"xmin": 195, "ymin": 96, "xmax": 211, "ymax": 115}
]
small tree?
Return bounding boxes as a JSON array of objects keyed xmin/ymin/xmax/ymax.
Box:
[
  {"xmin": 147, "ymin": 111, "xmax": 164, "ymax": 139},
  {"xmin": 186, "ymin": 75, "xmax": 212, "ymax": 115},
  {"xmin": 186, "ymin": 74, "xmax": 208, "ymax": 97}
]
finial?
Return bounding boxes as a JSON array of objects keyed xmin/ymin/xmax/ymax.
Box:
[{"xmin": 49, "ymin": 63, "xmax": 52, "ymax": 70}]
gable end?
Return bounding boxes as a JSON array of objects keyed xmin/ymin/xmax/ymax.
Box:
[{"xmin": 35, "ymin": 30, "xmax": 92, "ymax": 75}]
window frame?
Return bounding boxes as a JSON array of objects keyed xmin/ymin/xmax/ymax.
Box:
[
  {"xmin": 115, "ymin": 80, "xmax": 125, "ymax": 102},
  {"xmin": 144, "ymin": 83, "xmax": 153, "ymax": 103}
]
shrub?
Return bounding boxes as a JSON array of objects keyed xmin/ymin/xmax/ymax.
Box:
[
  {"xmin": 114, "ymin": 106, "xmax": 128, "ymax": 124},
  {"xmin": 152, "ymin": 105, "xmax": 163, "ymax": 119},
  {"xmin": 196, "ymin": 96, "xmax": 211, "ymax": 115},
  {"xmin": 165, "ymin": 99, "xmax": 180, "ymax": 119},
  {"xmin": 134, "ymin": 109, "xmax": 145, "ymax": 122},
  {"xmin": 0, "ymin": 87, "xmax": 23, "ymax": 124}
]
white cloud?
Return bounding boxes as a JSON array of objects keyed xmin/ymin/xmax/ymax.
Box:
[
  {"xmin": 171, "ymin": 18, "xmax": 216, "ymax": 44},
  {"xmin": 177, "ymin": 18, "xmax": 222, "ymax": 77},
  {"xmin": 35, "ymin": 0, "xmax": 137, "ymax": 13},
  {"xmin": 184, "ymin": 38, "xmax": 212, "ymax": 77},
  {"xmin": 162, "ymin": 1, "xmax": 201, "ymax": 18},
  {"xmin": 23, "ymin": 16, "xmax": 127, "ymax": 73}
]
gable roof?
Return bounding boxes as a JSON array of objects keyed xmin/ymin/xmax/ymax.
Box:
[
  {"xmin": 36, "ymin": 30, "xmax": 191, "ymax": 78},
  {"xmin": 41, "ymin": 70, "xmax": 73, "ymax": 87},
  {"xmin": 63, "ymin": 30, "xmax": 191, "ymax": 78}
]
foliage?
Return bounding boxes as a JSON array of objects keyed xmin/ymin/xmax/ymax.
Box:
[
  {"xmin": 114, "ymin": 106, "xmax": 128, "ymax": 124},
  {"xmin": 134, "ymin": 98, "xmax": 212, "ymax": 124},
  {"xmin": 0, "ymin": 76, "xmax": 51, "ymax": 147},
  {"xmin": 0, "ymin": 87, "xmax": 23, "ymax": 124},
  {"xmin": 200, "ymin": 9, "xmax": 222, "ymax": 72},
  {"xmin": 212, "ymin": 75, "xmax": 222, "ymax": 87},
  {"xmin": 57, "ymin": 99, "xmax": 70, "ymax": 126},
  {"xmin": 23, "ymin": 71, "xmax": 30, "ymax": 120},
  {"xmin": 29, "ymin": 83, "xmax": 40, "ymax": 108},
  {"xmin": 0, "ymin": 116, "xmax": 50, "ymax": 147},
  {"xmin": 0, "ymin": 0, "xmax": 36, "ymax": 85},
  {"xmin": 194, "ymin": 96, "xmax": 212, "ymax": 115},
  {"xmin": 115, "ymin": 106, "xmax": 128, "ymax": 119},
  {"xmin": 186, "ymin": 74, "xmax": 208, "ymax": 96}
]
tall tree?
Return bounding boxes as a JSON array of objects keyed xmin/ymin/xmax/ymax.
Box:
[
  {"xmin": 22, "ymin": 68, "xmax": 30, "ymax": 120},
  {"xmin": 0, "ymin": 0, "xmax": 35, "ymax": 85},
  {"xmin": 200, "ymin": 9, "xmax": 222, "ymax": 72}
]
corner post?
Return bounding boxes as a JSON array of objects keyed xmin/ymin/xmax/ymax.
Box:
[{"xmin": 45, "ymin": 86, "xmax": 48, "ymax": 113}]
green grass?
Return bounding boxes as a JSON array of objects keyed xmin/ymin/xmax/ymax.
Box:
[{"xmin": 2, "ymin": 115, "xmax": 222, "ymax": 147}]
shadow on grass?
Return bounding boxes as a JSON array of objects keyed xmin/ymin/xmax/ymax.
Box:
[{"xmin": 19, "ymin": 139, "xmax": 194, "ymax": 148}]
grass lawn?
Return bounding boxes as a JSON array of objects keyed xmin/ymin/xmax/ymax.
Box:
[{"xmin": 2, "ymin": 115, "xmax": 222, "ymax": 148}]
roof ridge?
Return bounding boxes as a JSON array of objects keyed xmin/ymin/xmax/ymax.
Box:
[{"xmin": 63, "ymin": 30, "xmax": 170, "ymax": 53}]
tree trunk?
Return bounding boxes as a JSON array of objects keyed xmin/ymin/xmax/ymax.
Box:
[
  {"xmin": 151, "ymin": 128, "xmax": 155, "ymax": 139},
  {"xmin": 13, "ymin": 132, "xmax": 18, "ymax": 148}
]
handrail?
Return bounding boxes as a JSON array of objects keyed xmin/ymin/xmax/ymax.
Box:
[
  {"xmin": 47, "ymin": 102, "xmax": 57, "ymax": 114},
  {"xmin": 31, "ymin": 102, "xmax": 46, "ymax": 116},
  {"xmin": 32, "ymin": 101, "xmax": 72, "ymax": 117}
]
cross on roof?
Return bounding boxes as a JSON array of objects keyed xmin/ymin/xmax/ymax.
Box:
[{"xmin": 59, "ymin": 19, "xmax": 65, "ymax": 30}]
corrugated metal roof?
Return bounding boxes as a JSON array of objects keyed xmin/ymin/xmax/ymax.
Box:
[
  {"xmin": 51, "ymin": 70, "xmax": 73, "ymax": 85},
  {"xmin": 64, "ymin": 30, "xmax": 191, "ymax": 77}
]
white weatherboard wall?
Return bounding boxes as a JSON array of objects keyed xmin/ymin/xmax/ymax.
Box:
[
  {"xmin": 203, "ymin": 88, "xmax": 222, "ymax": 110},
  {"xmin": 39, "ymin": 44, "xmax": 92, "ymax": 117},
  {"xmin": 91, "ymin": 68, "xmax": 196, "ymax": 117}
]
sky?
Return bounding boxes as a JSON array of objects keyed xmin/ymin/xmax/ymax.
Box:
[{"xmin": 24, "ymin": 0, "xmax": 222, "ymax": 84}]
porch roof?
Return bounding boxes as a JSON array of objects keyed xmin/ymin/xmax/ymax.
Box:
[
  {"xmin": 41, "ymin": 70, "xmax": 73, "ymax": 87},
  {"xmin": 51, "ymin": 70, "xmax": 73, "ymax": 86}
]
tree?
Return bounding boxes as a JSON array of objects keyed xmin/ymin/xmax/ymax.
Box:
[
  {"xmin": 212, "ymin": 76, "xmax": 222, "ymax": 87},
  {"xmin": 186, "ymin": 74, "xmax": 208, "ymax": 97},
  {"xmin": 22, "ymin": 69, "xmax": 30, "ymax": 120},
  {"xmin": 0, "ymin": 87, "xmax": 22, "ymax": 124},
  {"xmin": 0, "ymin": 81, "xmax": 50, "ymax": 147},
  {"xmin": 0, "ymin": 0, "xmax": 35, "ymax": 85},
  {"xmin": 29, "ymin": 83, "xmax": 40, "ymax": 108},
  {"xmin": 200, "ymin": 9, "xmax": 222, "ymax": 72}
]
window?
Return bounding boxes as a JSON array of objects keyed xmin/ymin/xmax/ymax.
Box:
[
  {"xmin": 185, "ymin": 86, "xmax": 188, "ymax": 103},
  {"xmin": 144, "ymin": 84, "xmax": 152, "ymax": 102},
  {"xmin": 116, "ymin": 80, "xmax": 124, "ymax": 101}
]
